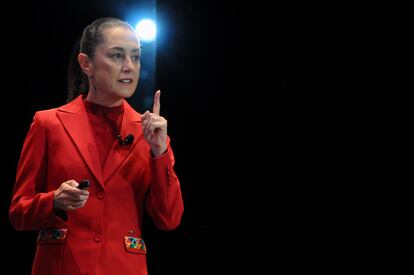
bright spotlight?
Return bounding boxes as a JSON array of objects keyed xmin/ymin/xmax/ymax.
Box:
[{"xmin": 136, "ymin": 19, "xmax": 157, "ymax": 42}]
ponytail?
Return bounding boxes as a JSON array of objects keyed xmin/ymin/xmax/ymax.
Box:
[{"xmin": 66, "ymin": 38, "xmax": 88, "ymax": 102}]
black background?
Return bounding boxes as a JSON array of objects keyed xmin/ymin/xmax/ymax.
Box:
[{"xmin": 0, "ymin": 0, "xmax": 405, "ymax": 274}]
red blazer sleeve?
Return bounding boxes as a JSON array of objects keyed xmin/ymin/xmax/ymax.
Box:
[
  {"xmin": 9, "ymin": 112, "xmax": 65, "ymax": 231},
  {"xmin": 145, "ymin": 142, "xmax": 184, "ymax": 230}
]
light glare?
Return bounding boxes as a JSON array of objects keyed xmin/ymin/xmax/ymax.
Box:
[{"xmin": 136, "ymin": 19, "xmax": 157, "ymax": 42}]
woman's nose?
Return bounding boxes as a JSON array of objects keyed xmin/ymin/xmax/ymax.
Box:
[{"xmin": 122, "ymin": 57, "xmax": 134, "ymax": 71}]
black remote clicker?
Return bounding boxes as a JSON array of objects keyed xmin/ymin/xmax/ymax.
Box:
[{"xmin": 78, "ymin": 180, "xmax": 90, "ymax": 190}]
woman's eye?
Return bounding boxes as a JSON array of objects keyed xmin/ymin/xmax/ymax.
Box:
[
  {"xmin": 111, "ymin": 53, "xmax": 123, "ymax": 59},
  {"xmin": 132, "ymin": 55, "xmax": 140, "ymax": 62}
]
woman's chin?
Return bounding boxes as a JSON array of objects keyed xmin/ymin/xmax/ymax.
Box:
[{"xmin": 116, "ymin": 88, "xmax": 136, "ymax": 99}]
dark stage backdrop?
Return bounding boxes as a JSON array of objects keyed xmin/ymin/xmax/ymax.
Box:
[{"xmin": 0, "ymin": 1, "xmax": 402, "ymax": 274}]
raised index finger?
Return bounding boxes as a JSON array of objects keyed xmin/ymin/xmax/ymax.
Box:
[{"xmin": 152, "ymin": 90, "xmax": 161, "ymax": 115}]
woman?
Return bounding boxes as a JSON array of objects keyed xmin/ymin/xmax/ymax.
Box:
[{"xmin": 9, "ymin": 17, "xmax": 184, "ymax": 275}]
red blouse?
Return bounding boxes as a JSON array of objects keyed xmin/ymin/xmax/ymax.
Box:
[{"xmin": 83, "ymin": 100, "xmax": 124, "ymax": 170}]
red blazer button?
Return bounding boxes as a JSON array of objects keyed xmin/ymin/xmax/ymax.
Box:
[
  {"xmin": 96, "ymin": 192, "xmax": 105, "ymax": 200},
  {"xmin": 94, "ymin": 234, "xmax": 102, "ymax": 242}
]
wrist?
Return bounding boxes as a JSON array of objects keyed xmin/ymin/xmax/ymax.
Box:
[{"xmin": 151, "ymin": 145, "xmax": 167, "ymax": 157}]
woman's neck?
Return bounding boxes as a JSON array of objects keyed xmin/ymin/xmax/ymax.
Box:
[{"xmin": 85, "ymin": 90, "xmax": 123, "ymax": 107}]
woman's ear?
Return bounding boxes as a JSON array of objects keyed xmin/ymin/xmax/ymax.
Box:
[{"xmin": 78, "ymin": 53, "xmax": 94, "ymax": 77}]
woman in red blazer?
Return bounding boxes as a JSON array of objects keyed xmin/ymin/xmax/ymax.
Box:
[{"xmin": 9, "ymin": 17, "xmax": 184, "ymax": 275}]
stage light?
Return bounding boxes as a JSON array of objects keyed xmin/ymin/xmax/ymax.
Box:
[{"xmin": 136, "ymin": 19, "xmax": 157, "ymax": 42}]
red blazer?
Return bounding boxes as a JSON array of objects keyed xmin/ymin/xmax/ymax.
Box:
[{"xmin": 9, "ymin": 96, "xmax": 184, "ymax": 275}]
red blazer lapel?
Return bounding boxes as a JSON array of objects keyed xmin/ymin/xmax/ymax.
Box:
[
  {"xmin": 56, "ymin": 96, "xmax": 104, "ymax": 186},
  {"xmin": 103, "ymin": 102, "xmax": 144, "ymax": 182}
]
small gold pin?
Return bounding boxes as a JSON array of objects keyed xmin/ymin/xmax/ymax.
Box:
[{"xmin": 129, "ymin": 229, "xmax": 135, "ymax": 234}]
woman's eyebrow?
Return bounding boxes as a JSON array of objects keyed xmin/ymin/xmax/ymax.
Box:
[{"xmin": 109, "ymin": 47, "xmax": 141, "ymax": 53}]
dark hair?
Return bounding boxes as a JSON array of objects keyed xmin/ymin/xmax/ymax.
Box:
[{"xmin": 66, "ymin": 17, "xmax": 134, "ymax": 102}]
